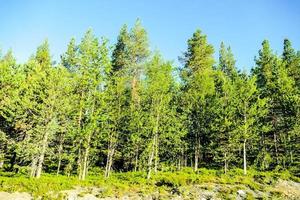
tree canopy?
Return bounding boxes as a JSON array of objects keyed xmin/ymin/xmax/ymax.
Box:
[{"xmin": 0, "ymin": 20, "xmax": 299, "ymax": 179}]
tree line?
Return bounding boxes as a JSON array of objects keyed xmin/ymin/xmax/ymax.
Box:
[{"xmin": 0, "ymin": 20, "xmax": 299, "ymax": 179}]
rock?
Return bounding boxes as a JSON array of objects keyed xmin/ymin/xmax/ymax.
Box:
[
  {"xmin": 272, "ymin": 179, "xmax": 300, "ymax": 199},
  {"xmin": 79, "ymin": 194, "xmax": 98, "ymax": 200},
  {"xmin": 199, "ymin": 191, "xmax": 214, "ymax": 200},
  {"xmin": 64, "ymin": 190, "xmax": 79, "ymax": 200},
  {"xmin": 0, "ymin": 192, "xmax": 32, "ymax": 200},
  {"xmin": 237, "ymin": 190, "xmax": 246, "ymax": 199}
]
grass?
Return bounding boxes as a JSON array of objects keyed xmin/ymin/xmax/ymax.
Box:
[{"xmin": 0, "ymin": 168, "xmax": 299, "ymax": 199}]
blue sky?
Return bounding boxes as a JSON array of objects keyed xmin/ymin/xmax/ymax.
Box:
[{"xmin": 0, "ymin": 0, "xmax": 299, "ymax": 70}]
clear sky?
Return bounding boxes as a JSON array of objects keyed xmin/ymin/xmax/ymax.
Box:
[{"xmin": 0, "ymin": 0, "xmax": 300, "ymax": 70}]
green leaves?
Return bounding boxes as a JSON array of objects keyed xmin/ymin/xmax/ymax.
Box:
[{"xmin": 0, "ymin": 22, "xmax": 299, "ymax": 178}]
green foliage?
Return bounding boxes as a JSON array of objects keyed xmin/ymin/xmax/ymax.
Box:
[
  {"xmin": 1, "ymin": 169, "xmax": 298, "ymax": 199},
  {"xmin": 0, "ymin": 20, "xmax": 299, "ymax": 194}
]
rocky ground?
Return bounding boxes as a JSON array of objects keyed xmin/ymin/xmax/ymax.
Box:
[{"xmin": 0, "ymin": 179, "xmax": 299, "ymax": 200}]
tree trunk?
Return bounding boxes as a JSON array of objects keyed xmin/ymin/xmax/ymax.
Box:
[
  {"xmin": 78, "ymin": 142, "xmax": 83, "ymax": 180},
  {"xmin": 0, "ymin": 151, "xmax": 4, "ymax": 169},
  {"xmin": 147, "ymin": 110, "xmax": 160, "ymax": 179},
  {"xmin": 81, "ymin": 89, "xmax": 97, "ymax": 180},
  {"xmin": 184, "ymin": 153, "xmax": 187, "ymax": 167},
  {"xmin": 288, "ymin": 135, "xmax": 293, "ymax": 164},
  {"xmin": 56, "ymin": 138, "xmax": 63, "ymax": 176},
  {"xmin": 134, "ymin": 146, "xmax": 139, "ymax": 172},
  {"xmin": 30, "ymin": 156, "xmax": 38, "ymax": 178},
  {"xmin": 35, "ymin": 131, "xmax": 50, "ymax": 178},
  {"xmin": 108, "ymin": 148, "xmax": 114, "ymax": 178},
  {"xmin": 243, "ymin": 139, "xmax": 247, "ymax": 175},
  {"xmin": 177, "ymin": 157, "xmax": 181, "ymax": 171},
  {"xmin": 57, "ymin": 157, "xmax": 62, "ymax": 176},
  {"xmin": 147, "ymin": 136, "xmax": 155, "ymax": 179},
  {"xmin": 154, "ymin": 133, "xmax": 158, "ymax": 173},
  {"xmin": 131, "ymin": 76, "xmax": 140, "ymax": 105},
  {"xmin": 77, "ymin": 92, "xmax": 84, "ymax": 179},
  {"xmin": 274, "ymin": 133, "xmax": 279, "ymax": 165},
  {"xmin": 81, "ymin": 148, "xmax": 89, "ymax": 180},
  {"xmin": 194, "ymin": 134, "xmax": 200, "ymax": 171},
  {"xmin": 105, "ymin": 150, "xmax": 110, "ymax": 178},
  {"xmin": 81, "ymin": 134, "xmax": 91, "ymax": 180},
  {"xmin": 105, "ymin": 139, "xmax": 115, "ymax": 178},
  {"xmin": 224, "ymin": 152, "xmax": 227, "ymax": 174},
  {"xmin": 243, "ymin": 104, "xmax": 247, "ymax": 176}
]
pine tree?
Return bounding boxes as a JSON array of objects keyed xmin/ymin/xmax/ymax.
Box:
[
  {"xmin": 234, "ymin": 75, "xmax": 268, "ymax": 175},
  {"xmin": 61, "ymin": 37, "xmax": 78, "ymax": 71},
  {"xmin": 253, "ymin": 40, "xmax": 280, "ymax": 169},
  {"xmin": 0, "ymin": 50, "xmax": 19, "ymax": 169},
  {"xmin": 218, "ymin": 42, "xmax": 238, "ymax": 79},
  {"xmin": 124, "ymin": 19, "xmax": 150, "ymax": 173},
  {"xmin": 209, "ymin": 43, "xmax": 240, "ymax": 173},
  {"xmin": 211, "ymin": 70, "xmax": 237, "ymax": 173},
  {"xmin": 283, "ymin": 40, "xmax": 300, "ymax": 174},
  {"xmin": 180, "ymin": 29, "xmax": 215, "ymax": 171},
  {"xmin": 253, "ymin": 40, "xmax": 297, "ymax": 169},
  {"xmin": 111, "ymin": 24, "xmax": 130, "ymax": 74}
]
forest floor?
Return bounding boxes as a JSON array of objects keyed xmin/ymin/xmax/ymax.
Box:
[{"xmin": 0, "ymin": 168, "xmax": 299, "ymax": 200}]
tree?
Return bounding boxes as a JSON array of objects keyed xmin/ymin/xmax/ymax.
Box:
[
  {"xmin": 282, "ymin": 39, "xmax": 296, "ymax": 67},
  {"xmin": 252, "ymin": 40, "xmax": 280, "ymax": 169},
  {"xmin": 0, "ymin": 50, "xmax": 19, "ymax": 170},
  {"xmin": 61, "ymin": 37, "xmax": 78, "ymax": 71},
  {"xmin": 61, "ymin": 30, "xmax": 111, "ymax": 180},
  {"xmin": 234, "ymin": 75, "xmax": 268, "ymax": 175},
  {"xmin": 103, "ymin": 74, "xmax": 127, "ymax": 178},
  {"xmin": 143, "ymin": 53, "xmax": 176, "ymax": 178},
  {"xmin": 218, "ymin": 42, "xmax": 238, "ymax": 79},
  {"xmin": 180, "ymin": 29, "xmax": 215, "ymax": 171},
  {"xmin": 209, "ymin": 43, "xmax": 240, "ymax": 173},
  {"xmin": 8, "ymin": 41, "xmax": 75, "ymax": 178},
  {"xmin": 111, "ymin": 25, "xmax": 130, "ymax": 74},
  {"xmin": 0, "ymin": 22, "xmax": 300, "ymax": 179},
  {"xmin": 211, "ymin": 70, "xmax": 237, "ymax": 174},
  {"xmin": 253, "ymin": 40, "xmax": 297, "ymax": 169}
]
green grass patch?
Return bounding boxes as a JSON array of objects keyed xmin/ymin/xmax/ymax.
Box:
[{"xmin": 0, "ymin": 168, "xmax": 298, "ymax": 199}]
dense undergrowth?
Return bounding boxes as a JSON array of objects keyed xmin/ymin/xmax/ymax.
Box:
[{"xmin": 0, "ymin": 168, "xmax": 299, "ymax": 199}]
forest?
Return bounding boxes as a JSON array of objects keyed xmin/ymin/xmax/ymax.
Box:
[{"xmin": 0, "ymin": 19, "xmax": 299, "ymax": 186}]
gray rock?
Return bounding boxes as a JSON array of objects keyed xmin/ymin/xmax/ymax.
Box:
[
  {"xmin": 79, "ymin": 194, "xmax": 98, "ymax": 200},
  {"xmin": 237, "ymin": 190, "xmax": 246, "ymax": 200},
  {"xmin": 0, "ymin": 192, "xmax": 32, "ymax": 200}
]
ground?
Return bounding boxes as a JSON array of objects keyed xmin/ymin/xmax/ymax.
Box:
[{"xmin": 0, "ymin": 168, "xmax": 299, "ymax": 199}]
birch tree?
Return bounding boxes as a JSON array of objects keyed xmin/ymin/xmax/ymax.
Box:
[
  {"xmin": 61, "ymin": 30, "xmax": 111, "ymax": 180},
  {"xmin": 144, "ymin": 53, "xmax": 174, "ymax": 178}
]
